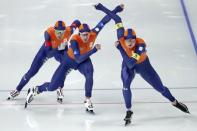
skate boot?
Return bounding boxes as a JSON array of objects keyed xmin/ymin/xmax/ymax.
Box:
[
  {"xmin": 173, "ymin": 100, "xmax": 190, "ymax": 114},
  {"xmin": 124, "ymin": 110, "xmax": 133, "ymax": 126},
  {"xmin": 25, "ymin": 86, "xmax": 39, "ymax": 108},
  {"xmin": 57, "ymin": 88, "xmax": 64, "ymax": 104},
  {"xmin": 84, "ymin": 99, "xmax": 94, "ymax": 114},
  {"xmin": 7, "ymin": 90, "xmax": 20, "ymax": 100}
]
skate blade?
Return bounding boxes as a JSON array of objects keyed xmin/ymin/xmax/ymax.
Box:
[
  {"xmin": 186, "ymin": 110, "xmax": 190, "ymax": 114},
  {"xmin": 184, "ymin": 106, "xmax": 190, "ymax": 114},
  {"xmin": 27, "ymin": 88, "xmax": 31, "ymax": 95},
  {"xmin": 7, "ymin": 97, "xmax": 11, "ymax": 100},
  {"xmin": 124, "ymin": 120, "xmax": 131, "ymax": 126},
  {"xmin": 7, "ymin": 95, "xmax": 16, "ymax": 100},
  {"xmin": 86, "ymin": 109, "xmax": 95, "ymax": 114},
  {"xmin": 57, "ymin": 98, "xmax": 63, "ymax": 104},
  {"xmin": 24, "ymin": 102, "xmax": 28, "ymax": 109}
]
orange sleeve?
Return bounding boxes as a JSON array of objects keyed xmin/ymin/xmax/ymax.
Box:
[{"xmin": 136, "ymin": 38, "xmax": 146, "ymax": 45}]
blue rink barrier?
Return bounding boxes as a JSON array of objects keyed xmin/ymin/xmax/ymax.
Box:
[{"xmin": 180, "ymin": 0, "xmax": 197, "ymax": 55}]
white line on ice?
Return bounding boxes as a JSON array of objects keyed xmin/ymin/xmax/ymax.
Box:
[
  {"xmin": 71, "ymin": 3, "xmax": 95, "ymax": 7},
  {"xmin": 25, "ymin": 5, "xmax": 47, "ymax": 10},
  {"xmin": 167, "ymin": 15, "xmax": 183, "ymax": 19},
  {"xmin": 162, "ymin": 11, "xmax": 174, "ymax": 15}
]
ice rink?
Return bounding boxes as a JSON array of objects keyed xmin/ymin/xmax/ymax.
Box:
[{"xmin": 0, "ymin": 0, "xmax": 197, "ymax": 131}]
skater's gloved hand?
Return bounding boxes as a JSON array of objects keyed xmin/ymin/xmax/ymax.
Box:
[
  {"xmin": 71, "ymin": 19, "xmax": 81, "ymax": 28},
  {"xmin": 115, "ymin": 41, "xmax": 121, "ymax": 49},
  {"xmin": 95, "ymin": 44, "xmax": 101, "ymax": 50},
  {"xmin": 58, "ymin": 39, "xmax": 68, "ymax": 50},
  {"xmin": 94, "ymin": 3, "xmax": 104, "ymax": 10},
  {"xmin": 115, "ymin": 4, "xmax": 124, "ymax": 13}
]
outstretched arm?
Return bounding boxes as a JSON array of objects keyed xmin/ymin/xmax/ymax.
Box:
[
  {"xmin": 95, "ymin": 3, "xmax": 125, "ymax": 40},
  {"xmin": 70, "ymin": 40, "xmax": 100, "ymax": 64},
  {"xmin": 92, "ymin": 4, "xmax": 124, "ymax": 35}
]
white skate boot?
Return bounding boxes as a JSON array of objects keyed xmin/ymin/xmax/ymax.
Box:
[
  {"xmin": 57, "ymin": 88, "xmax": 64, "ymax": 104},
  {"xmin": 7, "ymin": 90, "xmax": 20, "ymax": 100},
  {"xmin": 25, "ymin": 86, "xmax": 39, "ymax": 108},
  {"xmin": 84, "ymin": 99, "xmax": 94, "ymax": 114}
]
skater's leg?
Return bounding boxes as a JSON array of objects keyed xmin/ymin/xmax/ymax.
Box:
[
  {"xmin": 54, "ymin": 50, "xmax": 64, "ymax": 63},
  {"xmin": 8, "ymin": 45, "xmax": 47, "ymax": 100},
  {"xmin": 78, "ymin": 58, "xmax": 94, "ymax": 98},
  {"xmin": 37, "ymin": 63, "xmax": 70, "ymax": 93},
  {"xmin": 54, "ymin": 51, "xmax": 72, "ymax": 103},
  {"xmin": 121, "ymin": 62, "xmax": 135, "ymax": 126},
  {"xmin": 136, "ymin": 58, "xmax": 176, "ymax": 102},
  {"xmin": 136, "ymin": 58, "xmax": 189, "ymax": 113},
  {"xmin": 78, "ymin": 58, "xmax": 94, "ymax": 112},
  {"xmin": 121, "ymin": 62, "xmax": 135, "ymax": 110},
  {"xmin": 25, "ymin": 59, "xmax": 71, "ymax": 108},
  {"xmin": 16, "ymin": 45, "xmax": 47, "ymax": 91}
]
